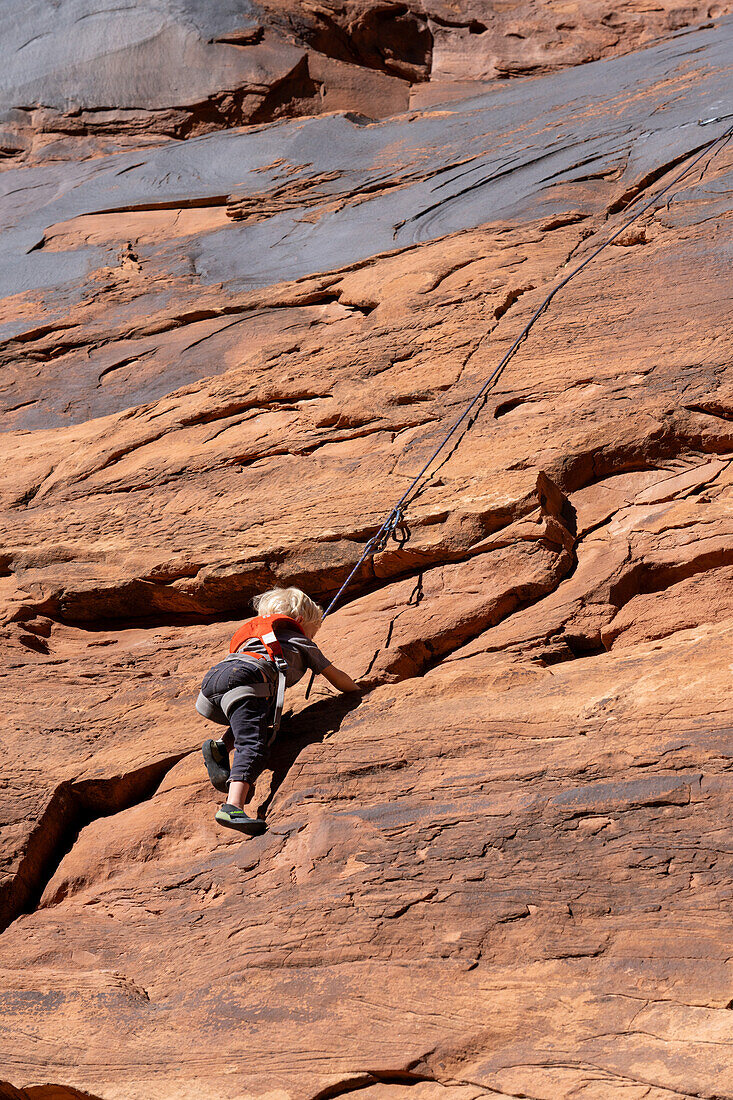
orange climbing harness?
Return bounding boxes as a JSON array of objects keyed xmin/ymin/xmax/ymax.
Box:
[{"xmin": 228, "ymin": 614, "xmax": 306, "ymax": 736}]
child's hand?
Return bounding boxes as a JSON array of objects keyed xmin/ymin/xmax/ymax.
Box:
[{"xmin": 321, "ymin": 665, "xmax": 361, "ymax": 694}]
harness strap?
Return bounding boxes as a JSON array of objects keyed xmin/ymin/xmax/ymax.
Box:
[
  {"xmin": 226, "ymin": 615, "xmax": 307, "ymax": 740},
  {"xmin": 233, "ymin": 624, "xmax": 291, "ymax": 739},
  {"xmin": 256, "ymin": 629, "xmax": 289, "ymax": 740},
  {"xmin": 227, "ymin": 644, "xmax": 286, "ymax": 737},
  {"xmin": 221, "ymin": 681, "xmax": 274, "ymax": 718},
  {"xmin": 223, "ymin": 652, "xmax": 274, "ymax": 677},
  {"xmin": 270, "ymin": 656, "xmax": 288, "ymax": 743},
  {"xmin": 195, "ymin": 690, "xmax": 229, "ymax": 726}
]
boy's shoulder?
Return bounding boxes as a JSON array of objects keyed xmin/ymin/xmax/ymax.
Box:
[
  {"xmin": 280, "ymin": 628, "xmax": 331, "ymax": 671},
  {"xmin": 280, "ymin": 627, "xmax": 320, "ymax": 652}
]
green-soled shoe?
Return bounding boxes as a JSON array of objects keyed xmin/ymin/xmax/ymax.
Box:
[
  {"xmin": 202, "ymin": 739, "xmax": 230, "ymax": 793},
  {"xmin": 215, "ymin": 803, "xmax": 267, "ymax": 836}
]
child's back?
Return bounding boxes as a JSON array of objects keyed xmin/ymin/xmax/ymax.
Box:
[{"xmin": 196, "ymin": 586, "xmax": 359, "ymax": 834}]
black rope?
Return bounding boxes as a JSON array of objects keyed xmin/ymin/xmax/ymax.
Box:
[{"xmin": 304, "ymin": 118, "xmax": 732, "ymax": 695}]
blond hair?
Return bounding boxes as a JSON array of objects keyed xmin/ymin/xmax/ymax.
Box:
[{"xmin": 253, "ymin": 587, "xmax": 323, "ymax": 632}]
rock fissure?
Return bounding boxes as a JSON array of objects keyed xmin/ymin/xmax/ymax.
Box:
[
  {"xmin": 0, "ymin": 751, "xmax": 192, "ymax": 934},
  {"xmin": 308, "ymin": 1069, "xmax": 438, "ymax": 1100},
  {"xmin": 9, "ymin": 420, "xmax": 729, "ymax": 633},
  {"xmin": 607, "ymin": 138, "xmax": 720, "ymax": 216}
]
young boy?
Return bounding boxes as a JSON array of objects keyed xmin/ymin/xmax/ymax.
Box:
[{"xmin": 196, "ymin": 586, "xmax": 359, "ymax": 834}]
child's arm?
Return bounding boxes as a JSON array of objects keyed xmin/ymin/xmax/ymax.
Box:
[{"xmin": 321, "ymin": 664, "xmax": 361, "ymax": 693}]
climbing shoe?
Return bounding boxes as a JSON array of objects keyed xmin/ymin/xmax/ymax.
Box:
[
  {"xmin": 202, "ymin": 738, "xmax": 230, "ymax": 793},
  {"xmin": 215, "ymin": 803, "xmax": 267, "ymax": 836}
]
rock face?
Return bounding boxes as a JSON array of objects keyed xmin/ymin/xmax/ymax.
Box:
[
  {"xmin": 0, "ymin": 5, "xmax": 732, "ymax": 1099},
  {"xmin": 2, "ymin": 0, "xmax": 733, "ymax": 161}
]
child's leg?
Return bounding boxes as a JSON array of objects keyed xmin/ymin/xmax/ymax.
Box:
[
  {"xmin": 226, "ymin": 699, "xmax": 270, "ymax": 809},
  {"xmin": 199, "ymin": 662, "xmax": 252, "ymax": 791},
  {"xmin": 227, "ymin": 779, "xmax": 253, "ymax": 809},
  {"xmin": 198, "ymin": 664, "xmax": 234, "ymax": 790}
]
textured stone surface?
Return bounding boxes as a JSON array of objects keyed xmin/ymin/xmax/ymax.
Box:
[
  {"xmin": 2, "ymin": 0, "xmax": 733, "ymax": 163},
  {"xmin": 0, "ymin": 8, "xmax": 732, "ymax": 1100}
]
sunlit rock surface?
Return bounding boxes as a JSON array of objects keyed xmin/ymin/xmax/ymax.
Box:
[
  {"xmin": 0, "ymin": 7, "xmax": 732, "ymax": 1100},
  {"xmin": 2, "ymin": 0, "xmax": 731, "ymax": 161}
]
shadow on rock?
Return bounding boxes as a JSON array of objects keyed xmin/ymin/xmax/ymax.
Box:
[{"xmin": 258, "ymin": 691, "xmax": 363, "ymax": 818}]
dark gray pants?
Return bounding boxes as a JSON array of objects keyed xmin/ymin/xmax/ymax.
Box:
[{"xmin": 197, "ymin": 659, "xmax": 274, "ymax": 786}]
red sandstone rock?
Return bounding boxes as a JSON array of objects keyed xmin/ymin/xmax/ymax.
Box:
[
  {"xmin": 2, "ymin": 0, "xmax": 732, "ymax": 163},
  {"xmin": 0, "ymin": 9, "xmax": 732, "ymax": 1100}
]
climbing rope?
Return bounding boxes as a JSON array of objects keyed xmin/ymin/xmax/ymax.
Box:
[{"xmin": 305, "ymin": 117, "xmax": 733, "ymax": 694}]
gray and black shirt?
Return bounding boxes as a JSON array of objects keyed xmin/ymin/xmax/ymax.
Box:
[{"xmin": 233, "ymin": 624, "xmax": 332, "ymax": 688}]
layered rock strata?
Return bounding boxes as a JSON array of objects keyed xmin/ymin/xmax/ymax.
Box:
[
  {"xmin": 2, "ymin": 0, "xmax": 733, "ymax": 162},
  {"xmin": 0, "ymin": 10, "xmax": 732, "ymax": 1100}
]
